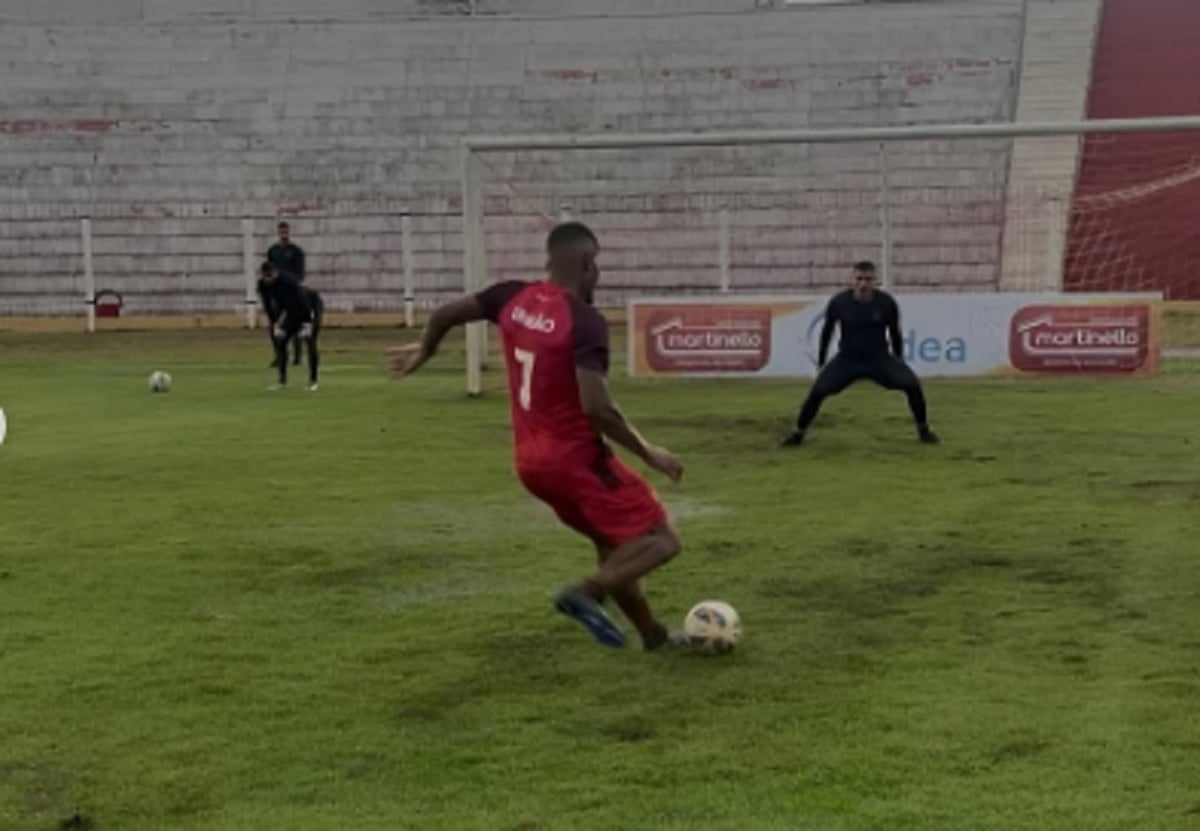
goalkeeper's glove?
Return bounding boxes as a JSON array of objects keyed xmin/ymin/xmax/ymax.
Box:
[
  {"xmin": 298, "ymin": 322, "xmax": 314, "ymax": 341},
  {"xmin": 273, "ymin": 325, "xmax": 286, "ymax": 340}
]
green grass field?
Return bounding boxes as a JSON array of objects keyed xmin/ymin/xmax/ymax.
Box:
[{"xmin": 2, "ymin": 326, "xmax": 1199, "ymax": 831}]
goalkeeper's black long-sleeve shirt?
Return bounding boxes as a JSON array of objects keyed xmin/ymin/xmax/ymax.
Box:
[{"xmin": 817, "ymin": 288, "xmax": 904, "ymax": 365}]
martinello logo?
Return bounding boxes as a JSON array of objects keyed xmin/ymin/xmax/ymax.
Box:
[
  {"xmin": 1008, "ymin": 304, "xmax": 1150, "ymax": 373},
  {"xmin": 804, "ymin": 314, "xmax": 966, "ymax": 367},
  {"xmin": 645, "ymin": 306, "xmax": 772, "ymax": 372},
  {"xmin": 652, "ymin": 320, "xmax": 765, "ymax": 354}
]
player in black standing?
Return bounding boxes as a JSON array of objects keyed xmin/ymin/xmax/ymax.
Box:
[
  {"xmin": 781, "ymin": 261, "xmax": 939, "ymax": 447},
  {"xmin": 260, "ymin": 261, "xmax": 322, "ymax": 391},
  {"xmin": 256, "ymin": 265, "xmax": 283, "ymax": 368},
  {"xmin": 267, "ymin": 221, "xmax": 306, "ymax": 366}
]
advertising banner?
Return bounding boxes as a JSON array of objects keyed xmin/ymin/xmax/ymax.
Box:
[{"xmin": 627, "ymin": 293, "xmax": 1162, "ymax": 378}]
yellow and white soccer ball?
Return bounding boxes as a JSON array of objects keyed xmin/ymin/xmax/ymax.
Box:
[
  {"xmin": 148, "ymin": 370, "xmax": 172, "ymax": 393},
  {"xmin": 683, "ymin": 600, "xmax": 742, "ymax": 654}
]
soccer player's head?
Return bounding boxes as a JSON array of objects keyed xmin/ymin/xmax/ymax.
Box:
[
  {"xmin": 260, "ymin": 261, "xmax": 277, "ymax": 283},
  {"xmin": 851, "ymin": 260, "xmax": 878, "ymax": 299},
  {"xmin": 546, "ymin": 221, "xmax": 600, "ymax": 304},
  {"xmin": 277, "ymin": 221, "xmax": 290, "ymax": 243}
]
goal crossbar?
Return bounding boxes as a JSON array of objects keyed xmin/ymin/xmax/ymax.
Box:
[
  {"xmin": 465, "ymin": 115, "xmax": 1200, "ymax": 154},
  {"xmin": 460, "ymin": 115, "xmax": 1200, "ymax": 395}
]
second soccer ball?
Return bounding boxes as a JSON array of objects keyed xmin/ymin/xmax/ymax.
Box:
[{"xmin": 148, "ymin": 371, "xmax": 172, "ymax": 393}]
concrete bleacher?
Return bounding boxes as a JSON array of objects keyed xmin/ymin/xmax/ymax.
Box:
[
  {"xmin": 0, "ymin": 0, "xmax": 1033, "ymax": 315},
  {"xmin": 999, "ymin": 0, "xmax": 1103, "ymax": 292}
]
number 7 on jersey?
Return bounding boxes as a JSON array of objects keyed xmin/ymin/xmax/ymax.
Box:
[{"xmin": 514, "ymin": 347, "xmax": 535, "ymax": 411}]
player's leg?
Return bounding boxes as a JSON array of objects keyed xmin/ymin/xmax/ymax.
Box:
[
  {"xmin": 563, "ymin": 457, "xmax": 684, "ymax": 647},
  {"xmin": 271, "ymin": 331, "xmax": 291, "ymax": 387},
  {"xmin": 268, "ymin": 322, "xmax": 281, "ymax": 368},
  {"xmin": 306, "ymin": 302, "xmax": 322, "ymax": 390},
  {"xmin": 553, "ymin": 523, "xmax": 679, "ymax": 650},
  {"xmin": 578, "ymin": 524, "xmax": 680, "ymax": 603},
  {"xmin": 521, "ymin": 457, "xmax": 679, "ymax": 649},
  {"xmin": 609, "ymin": 583, "xmax": 670, "ymax": 649},
  {"xmin": 590, "ymin": 539, "xmax": 676, "ymax": 650},
  {"xmin": 518, "ymin": 466, "xmax": 631, "ymax": 648},
  {"xmin": 305, "ymin": 334, "xmax": 320, "ymax": 389},
  {"xmin": 868, "ymin": 355, "xmax": 939, "ymax": 443},
  {"xmin": 782, "ymin": 355, "xmax": 861, "ymax": 446}
]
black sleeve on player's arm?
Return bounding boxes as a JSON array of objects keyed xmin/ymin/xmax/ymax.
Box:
[
  {"xmin": 885, "ymin": 295, "xmax": 903, "ymax": 360},
  {"xmin": 571, "ymin": 299, "xmax": 610, "ymax": 375},
  {"xmin": 257, "ymin": 279, "xmax": 276, "ymax": 322},
  {"xmin": 475, "ymin": 280, "xmax": 527, "ymax": 323},
  {"xmin": 818, "ymin": 295, "xmax": 839, "ymax": 367}
]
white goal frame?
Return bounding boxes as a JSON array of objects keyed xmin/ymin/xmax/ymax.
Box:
[{"xmin": 461, "ymin": 115, "xmax": 1200, "ymax": 397}]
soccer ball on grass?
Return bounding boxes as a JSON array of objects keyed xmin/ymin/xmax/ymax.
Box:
[
  {"xmin": 148, "ymin": 370, "xmax": 172, "ymax": 393},
  {"xmin": 683, "ymin": 600, "xmax": 742, "ymax": 654}
]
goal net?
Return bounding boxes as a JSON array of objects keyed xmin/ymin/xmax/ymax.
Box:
[{"xmin": 460, "ymin": 116, "xmax": 1200, "ymax": 394}]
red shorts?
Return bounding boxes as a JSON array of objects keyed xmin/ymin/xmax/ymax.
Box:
[{"xmin": 517, "ymin": 453, "xmax": 667, "ymax": 547}]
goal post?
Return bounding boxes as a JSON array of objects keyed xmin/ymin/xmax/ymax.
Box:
[
  {"xmin": 461, "ymin": 115, "xmax": 1200, "ymax": 395},
  {"xmin": 462, "ymin": 147, "xmax": 488, "ymax": 396}
]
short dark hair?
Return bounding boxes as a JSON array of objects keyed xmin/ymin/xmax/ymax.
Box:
[
  {"xmin": 852, "ymin": 260, "xmax": 877, "ymax": 273},
  {"xmin": 260, "ymin": 261, "xmax": 275, "ymax": 276},
  {"xmin": 277, "ymin": 221, "xmax": 289, "ymax": 230},
  {"xmin": 546, "ymin": 221, "xmax": 598, "ymax": 253}
]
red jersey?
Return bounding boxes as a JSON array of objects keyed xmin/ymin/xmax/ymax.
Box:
[{"xmin": 477, "ymin": 280, "xmax": 609, "ymax": 466}]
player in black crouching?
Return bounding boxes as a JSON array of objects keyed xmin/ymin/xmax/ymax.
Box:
[
  {"xmin": 256, "ymin": 265, "xmax": 284, "ymax": 369},
  {"xmin": 259, "ymin": 261, "xmax": 322, "ymax": 391},
  {"xmin": 782, "ymin": 261, "xmax": 938, "ymax": 447}
]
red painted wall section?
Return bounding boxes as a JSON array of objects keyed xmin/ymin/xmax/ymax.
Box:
[{"xmin": 1064, "ymin": 0, "xmax": 1200, "ymax": 299}]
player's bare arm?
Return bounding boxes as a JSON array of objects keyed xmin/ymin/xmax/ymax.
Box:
[
  {"xmin": 576, "ymin": 367, "xmax": 683, "ymax": 482},
  {"xmin": 388, "ymin": 295, "xmax": 486, "ymax": 376}
]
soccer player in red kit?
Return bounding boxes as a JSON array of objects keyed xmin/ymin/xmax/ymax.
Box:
[{"xmin": 389, "ymin": 222, "xmax": 687, "ymax": 651}]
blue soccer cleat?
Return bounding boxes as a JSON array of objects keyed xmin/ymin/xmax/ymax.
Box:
[{"xmin": 554, "ymin": 588, "xmax": 627, "ymax": 648}]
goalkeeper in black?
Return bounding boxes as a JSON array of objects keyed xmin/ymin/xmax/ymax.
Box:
[
  {"xmin": 781, "ymin": 261, "xmax": 939, "ymax": 447},
  {"xmin": 260, "ymin": 261, "xmax": 323, "ymax": 391}
]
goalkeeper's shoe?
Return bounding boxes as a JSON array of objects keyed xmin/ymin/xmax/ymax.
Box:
[{"xmin": 780, "ymin": 430, "xmax": 806, "ymax": 448}]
